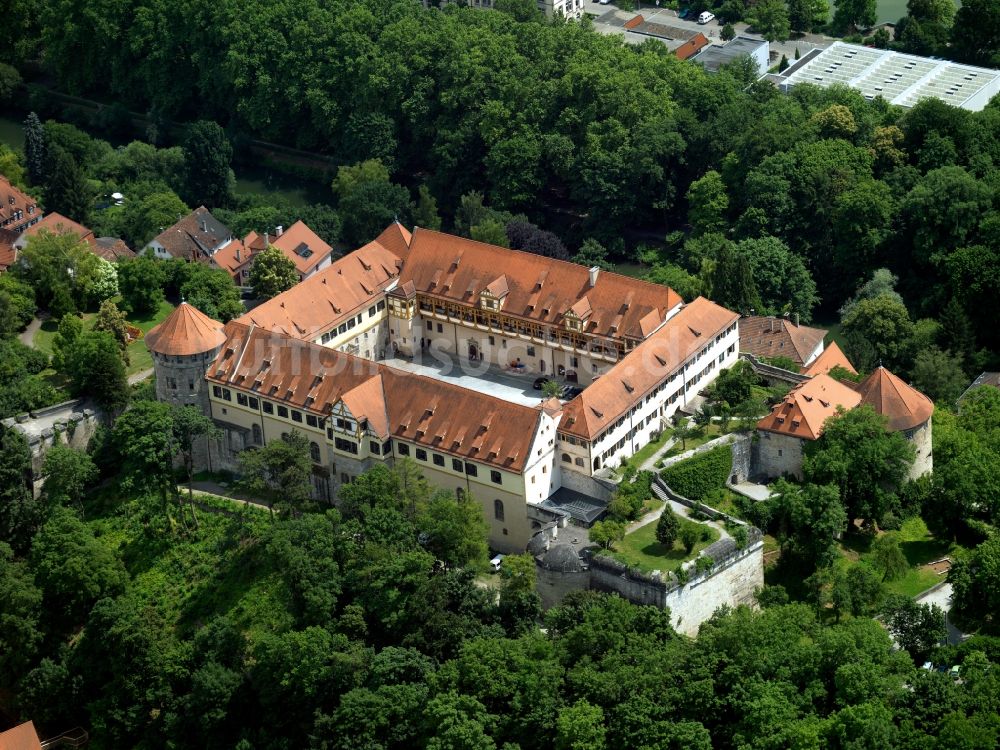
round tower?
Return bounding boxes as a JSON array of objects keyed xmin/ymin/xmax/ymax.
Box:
[
  {"xmin": 144, "ymin": 301, "xmax": 227, "ymax": 415},
  {"xmin": 855, "ymin": 366, "xmax": 935, "ymax": 479}
]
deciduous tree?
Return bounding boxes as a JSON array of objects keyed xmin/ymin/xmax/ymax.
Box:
[
  {"xmin": 182, "ymin": 120, "xmax": 233, "ymax": 208},
  {"xmin": 248, "ymin": 245, "xmax": 299, "ymax": 299}
]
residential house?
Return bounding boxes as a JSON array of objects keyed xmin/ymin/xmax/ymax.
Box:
[
  {"xmin": 213, "ymin": 220, "xmax": 338, "ymax": 286},
  {"xmin": 674, "ymin": 33, "xmax": 709, "ymax": 61},
  {"xmin": 739, "ymin": 315, "xmax": 826, "ymax": 368},
  {"xmin": 801, "ymin": 340, "xmax": 856, "ymax": 378},
  {"xmin": 425, "ymin": 0, "xmax": 584, "ymax": 21},
  {"xmin": 0, "ymin": 175, "xmax": 42, "ymax": 235},
  {"xmin": 14, "ymin": 211, "xmax": 95, "ymax": 251},
  {"xmin": 146, "ymin": 206, "xmax": 233, "ymax": 262},
  {"xmin": 0, "ymin": 228, "xmax": 17, "ymax": 272},
  {"xmin": 0, "ymin": 720, "xmax": 43, "ymax": 750},
  {"xmin": 959, "ymin": 372, "xmax": 1000, "ymax": 403},
  {"xmin": 92, "ymin": 236, "xmax": 137, "ymax": 262}
]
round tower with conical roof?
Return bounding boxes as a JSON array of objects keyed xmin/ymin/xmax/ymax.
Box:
[
  {"xmin": 145, "ymin": 302, "xmax": 228, "ymax": 415},
  {"xmin": 855, "ymin": 366, "xmax": 934, "ymax": 479}
]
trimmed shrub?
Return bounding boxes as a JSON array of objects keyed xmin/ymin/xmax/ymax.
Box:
[{"xmin": 660, "ymin": 445, "xmax": 732, "ymax": 502}]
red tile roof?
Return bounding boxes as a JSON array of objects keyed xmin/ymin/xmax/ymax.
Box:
[
  {"xmin": 0, "ymin": 175, "xmax": 42, "ymax": 233},
  {"xmin": 0, "ymin": 228, "xmax": 17, "ymax": 272},
  {"xmin": 757, "ymin": 373, "xmax": 863, "ymax": 440},
  {"xmin": 802, "ymin": 340, "xmax": 856, "ymax": 378},
  {"xmin": 211, "ymin": 238, "xmax": 252, "ymax": 279},
  {"xmin": 853, "ymin": 366, "xmax": 933, "ymax": 431},
  {"xmin": 18, "ymin": 211, "xmax": 94, "ymax": 245},
  {"xmin": 145, "ymin": 301, "xmax": 227, "ymax": 356},
  {"xmin": 206, "ymin": 322, "xmax": 541, "ymax": 472},
  {"xmin": 739, "ymin": 316, "xmax": 827, "ymax": 366},
  {"xmin": 559, "ymin": 297, "xmax": 738, "ymax": 440},
  {"xmin": 399, "ymin": 228, "xmax": 682, "ymax": 343},
  {"xmin": 271, "ymin": 220, "xmax": 333, "ymax": 276},
  {"xmin": 236, "ymin": 235, "xmax": 404, "ymax": 339},
  {"xmin": 150, "ymin": 206, "xmax": 231, "ymax": 262},
  {"xmin": 0, "ymin": 721, "xmax": 43, "ymax": 750},
  {"xmin": 92, "ymin": 236, "xmax": 136, "ymax": 262},
  {"xmin": 675, "ymin": 33, "xmax": 709, "ymax": 60}
]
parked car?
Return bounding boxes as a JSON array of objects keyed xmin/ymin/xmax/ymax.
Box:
[
  {"xmin": 490, "ymin": 554, "xmax": 505, "ymax": 572},
  {"xmin": 560, "ymin": 385, "xmax": 584, "ymax": 400},
  {"xmin": 534, "ymin": 376, "xmax": 556, "ymax": 390},
  {"xmin": 678, "ymin": 7, "xmax": 690, "ymax": 18},
  {"xmin": 698, "ymin": 11, "xmax": 715, "ymax": 23}
]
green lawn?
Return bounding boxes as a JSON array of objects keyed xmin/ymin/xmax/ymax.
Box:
[
  {"xmin": 603, "ymin": 512, "xmax": 720, "ymax": 574},
  {"xmin": 838, "ymin": 517, "xmax": 966, "ymax": 598},
  {"xmin": 33, "ymin": 298, "xmax": 174, "ymax": 376},
  {"xmin": 626, "ymin": 428, "xmax": 672, "ymax": 469},
  {"xmin": 659, "ymin": 423, "xmax": 723, "ymax": 461}
]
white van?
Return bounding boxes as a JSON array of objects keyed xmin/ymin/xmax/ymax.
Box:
[{"xmin": 698, "ymin": 11, "xmax": 715, "ymax": 23}]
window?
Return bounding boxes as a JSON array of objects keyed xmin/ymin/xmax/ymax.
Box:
[
  {"xmin": 527, "ymin": 346, "xmax": 535, "ymax": 357},
  {"xmin": 188, "ymin": 379, "xmax": 195, "ymax": 391},
  {"xmin": 489, "ymin": 335, "xmax": 495, "ymax": 346},
  {"xmin": 237, "ymin": 393, "xmax": 248, "ymax": 406},
  {"xmin": 561, "ymin": 453, "xmax": 571, "ymax": 463},
  {"xmin": 494, "ymin": 499, "xmax": 505, "ymax": 521},
  {"xmin": 213, "ymin": 385, "xmax": 222, "ymax": 398},
  {"xmin": 571, "ymin": 356, "xmax": 578, "ymax": 368},
  {"xmin": 252, "ymin": 424, "xmax": 262, "ymax": 445},
  {"xmin": 416, "ymin": 448, "xmax": 427, "ymax": 461},
  {"xmin": 369, "ymin": 305, "xmax": 377, "ymax": 317},
  {"xmin": 382, "ymin": 440, "xmax": 392, "ymax": 454},
  {"xmin": 370, "ymin": 441, "xmax": 381, "ymax": 455},
  {"xmin": 398, "ymin": 443, "xmax": 410, "ymax": 456},
  {"xmin": 340, "ymin": 472, "xmax": 350, "ymax": 484},
  {"xmin": 334, "ymin": 437, "xmax": 358, "ymax": 455},
  {"xmin": 263, "ymin": 401, "xmax": 274, "ymax": 414},
  {"xmin": 222, "ymin": 388, "xmax": 232, "ymax": 401},
  {"xmin": 491, "ymin": 470, "xmax": 501, "ymax": 484},
  {"xmin": 291, "ymin": 410, "xmax": 303, "ymax": 423},
  {"xmin": 377, "ymin": 300, "xmax": 385, "ymax": 311},
  {"xmin": 310, "ymin": 442, "xmax": 321, "ymax": 463},
  {"xmin": 777, "ymin": 449, "xmax": 783, "ymax": 457},
  {"xmin": 452, "ymin": 458, "xmax": 463, "ymax": 472},
  {"xmin": 465, "ymin": 462, "xmax": 478, "ymax": 477},
  {"xmin": 437, "ymin": 323, "xmax": 443, "ymax": 333},
  {"xmin": 575, "ymin": 457, "xmax": 584, "ymax": 466},
  {"xmin": 306, "ymin": 414, "xmax": 318, "ymax": 428},
  {"xmin": 277, "ymin": 405, "xmax": 289, "ymax": 418},
  {"xmin": 433, "ymin": 454, "xmax": 445, "ymax": 467},
  {"xmin": 248, "ymin": 397, "xmax": 259, "ymax": 410}
]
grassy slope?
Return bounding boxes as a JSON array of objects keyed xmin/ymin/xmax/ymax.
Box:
[
  {"xmin": 604, "ymin": 512, "xmax": 720, "ymax": 574},
  {"xmin": 87, "ymin": 488, "xmax": 294, "ymax": 641}
]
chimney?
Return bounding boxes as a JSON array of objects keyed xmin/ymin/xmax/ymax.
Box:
[
  {"xmin": 235, "ymin": 247, "xmax": 241, "ymax": 262},
  {"xmin": 276, "ymin": 225, "xmax": 283, "ymax": 237},
  {"xmin": 794, "ymin": 312, "xmax": 799, "ymax": 327},
  {"xmin": 588, "ymin": 266, "xmax": 600, "ymax": 288},
  {"xmin": 201, "ymin": 220, "xmax": 207, "ymax": 233}
]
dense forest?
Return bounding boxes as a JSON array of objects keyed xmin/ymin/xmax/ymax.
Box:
[{"xmin": 1, "ymin": 2, "xmax": 1000, "ymax": 747}]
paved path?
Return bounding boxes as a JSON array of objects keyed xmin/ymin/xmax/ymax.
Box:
[
  {"xmin": 915, "ymin": 582, "xmax": 968, "ymax": 646},
  {"xmin": 188, "ymin": 480, "xmax": 269, "ymax": 510},
  {"xmin": 128, "ymin": 367, "xmax": 154, "ymax": 385},
  {"xmin": 638, "ymin": 436, "xmax": 678, "ymax": 472},
  {"xmin": 18, "ymin": 316, "xmax": 44, "ymax": 347},
  {"xmin": 630, "ymin": 493, "xmax": 733, "ymax": 542}
]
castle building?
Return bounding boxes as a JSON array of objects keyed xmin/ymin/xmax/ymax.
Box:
[
  {"xmin": 756, "ymin": 366, "xmax": 934, "ymax": 481},
  {"xmin": 148, "ymin": 224, "xmax": 740, "ymax": 552}
]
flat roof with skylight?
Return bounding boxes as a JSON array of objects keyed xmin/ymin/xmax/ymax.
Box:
[{"xmin": 778, "ymin": 42, "xmax": 1000, "ymax": 112}]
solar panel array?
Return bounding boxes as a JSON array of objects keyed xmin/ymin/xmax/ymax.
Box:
[{"xmin": 781, "ymin": 42, "xmax": 1000, "ymax": 112}]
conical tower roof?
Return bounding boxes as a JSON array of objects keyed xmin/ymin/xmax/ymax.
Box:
[
  {"xmin": 145, "ymin": 301, "xmax": 227, "ymax": 356},
  {"xmin": 855, "ymin": 366, "xmax": 933, "ymax": 431}
]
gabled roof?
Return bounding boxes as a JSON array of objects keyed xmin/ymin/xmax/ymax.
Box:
[
  {"xmin": 675, "ymin": 33, "xmax": 709, "ymax": 61},
  {"xmin": 802, "ymin": 340, "xmax": 856, "ymax": 378},
  {"xmin": 399, "ymin": 228, "xmax": 682, "ymax": 342},
  {"xmin": 757, "ymin": 373, "xmax": 863, "ymax": 440},
  {"xmin": 17, "ymin": 211, "xmax": 94, "ymax": 245},
  {"xmin": 374, "ymin": 221, "xmax": 412, "ymax": 262},
  {"xmin": 149, "ymin": 207, "xmax": 231, "ymax": 262},
  {"xmin": 0, "ymin": 721, "xmax": 43, "ymax": 750},
  {"xmin": 92, "ymin": 236, "xmax": 136, "ymax": 261},
  {"xmin": 206, "ymin": 322, "xmax": 540, "ymax": 472},
  {"xmin": 236, "ymin": 235, "xmax": 404, "ymax": 339},
  {"xmin": 211, "ymin": 238, "xmax": 251, "ymax": 277},
  {"xmin": 271, "ymin": 221, "xmax": 332, "ymax": 276},
  {"xmin": 559, "ymin": 297, "xmax": 739, "ymax": 440},
  {"xmin": 145, "ymin": 301, "xmax": 227, "ymax": 356},
  {"xmin": 853, "ymin": 366, "xmax": 933, "ymax": 431},
  {"xmin": 0, "ymin": 175, "xmax": 41, "ymax": 229},
  {"xmin": 739, "ymin": 316, "xmax": 827, "ymax": 366}
]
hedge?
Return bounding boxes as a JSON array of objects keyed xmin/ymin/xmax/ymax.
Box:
[{"xmin": 660, "ymin": 445, "xmax": 732, "ymax": 501}]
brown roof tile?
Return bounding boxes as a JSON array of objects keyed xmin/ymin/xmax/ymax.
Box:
[
  {"xmin": 236, "ymin": 235, "xmax": 404, "ymax": 339},
  {"xmin": 675, "ymin": 33, "xmax": 709, "ymax": 60},
  {"xmin": 559, "ymin": 297, "xmax": 738, "ymax": 440},
  {"xmin": 0, "ymin": 228, "xmax": 17, "ymax": 271},
  {"xmin": 150, "ymin": 207, "xmax": 231, "ymax": 262},
  {"xmin": 92, "ymin": 237, "xmax": 136, "ymax": 262},
  {"xmin": 400, "ymin": 228, "xmax": 682, "ymax": 343},
  {"xmin": 739, "ymin": 316, "xmax": 827, "ymax": 366},
  {"xmin": 18, "ymin": 212, "xmax": 94, "ymax": 245},
  {"xmin": 206, "ymin": 322, "xmax": 540, "ymax": 472},
  {"xmin": 271, "ymin": 221, "xmax": 333, "ymax": 276},
  {"xmin": 802, "ymin": 340, "xmax": 856, "ymax": 378},
  {"xmin": 853, "ymin": 366, "xmax": 933, "ymax": 431},
  {"xmin": 0, "ymin": 721, "xmax": 43, "ymax": 750},
  {"xmin": 145, "ymin": 302, "xmax": 227, "ymax": 356},
  {"xmin": 0, "ymin": 175, "xmax": 42, "ymax": 233},
  {"xmin": 757, "ymin": 373, "xmax": 862, "ymax": 440}
]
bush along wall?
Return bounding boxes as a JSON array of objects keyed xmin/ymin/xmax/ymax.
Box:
[{"xmin": 660, "ymin": 444, "xmax": 732, "ymax": 501}]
